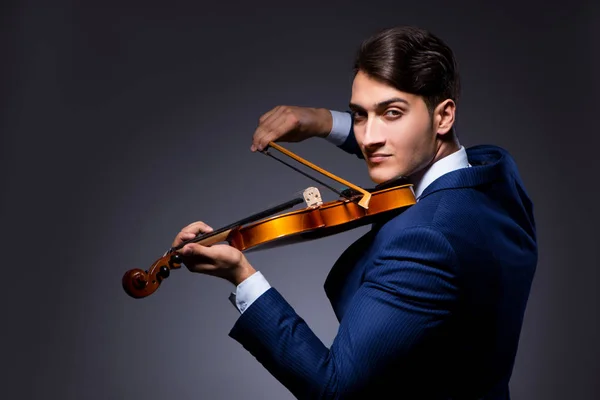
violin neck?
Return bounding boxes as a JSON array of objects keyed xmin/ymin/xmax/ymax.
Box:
[
  {"xmin": 171, "ymin": 196, "xmax": 305, "ymax": 250},
  {"xmin": 195, "ymin": 229, "xmax": 233, "ymax": 246}
]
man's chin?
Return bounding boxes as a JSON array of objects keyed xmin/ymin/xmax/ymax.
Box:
[{"xmin": 368, "ymin": 170, "xmax": 395, "ymax": 185}]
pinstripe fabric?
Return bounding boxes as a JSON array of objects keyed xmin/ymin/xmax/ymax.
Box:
[{"xmin": 229, "ymin": 144, "xmax": 537, "ymax": 399}]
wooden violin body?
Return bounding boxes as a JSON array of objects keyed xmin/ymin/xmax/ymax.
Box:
[
  {"xmin": 122, "ymin": 142, "xmax": 416, "ymax": 299},
  {"xmin": 225, "ymin": 183, "xmax": 415, "ymax": 251}
]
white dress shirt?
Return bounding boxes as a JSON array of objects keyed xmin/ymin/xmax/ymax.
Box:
[{"xmin": 228, "ymin": 110, "xmax": 470, "ymax": 313}]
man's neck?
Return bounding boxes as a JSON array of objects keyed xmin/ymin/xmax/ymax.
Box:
[{"xmin": 409, "ymin": 138, "xmax": 467, "ymax": 199}]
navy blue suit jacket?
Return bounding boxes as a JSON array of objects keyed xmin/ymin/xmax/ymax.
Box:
[{"xmin": 230, "ymin": 133, "xmax": 537, "ymax": 399}]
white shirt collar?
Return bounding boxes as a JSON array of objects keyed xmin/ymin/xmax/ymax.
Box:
[{"xmin": 411, "ymin": 146, "xmax": 471, "ymax": 200}]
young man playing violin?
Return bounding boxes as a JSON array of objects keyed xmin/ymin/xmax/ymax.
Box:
[{"xmin": 173, "ymin": 26, "xmax": 537, "ymax": 399}]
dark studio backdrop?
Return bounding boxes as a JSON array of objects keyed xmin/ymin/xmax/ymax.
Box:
[{"xmin": 2, "ymin": 1, "xmax": 599, "ymax": 399}]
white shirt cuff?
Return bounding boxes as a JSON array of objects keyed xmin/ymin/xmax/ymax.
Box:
[
  {"xmin": 228, "ymin": 271, "xmax": 271, "ymax": 314},
  {"xmin": 325, "ymin": 110, "xmax": 352, "ymax": 146}
]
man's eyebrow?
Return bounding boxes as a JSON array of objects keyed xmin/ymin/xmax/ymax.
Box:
[{"xmin": 349, "ymin": 97, "xmax": 409, "ymax": 111}]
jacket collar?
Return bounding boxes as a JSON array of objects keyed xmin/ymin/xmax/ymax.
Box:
[
  {"xmin": 418, "ymin": 145, "xmax": 512, "ymax": 200},
  {"xmin": 411, "ymin": 145, "xmax": 471, "ymax": 200}
]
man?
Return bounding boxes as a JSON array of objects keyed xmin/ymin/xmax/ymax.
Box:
[{"xmin": 173, "ymin": 26, "xmax": 537, "ymax": 399}]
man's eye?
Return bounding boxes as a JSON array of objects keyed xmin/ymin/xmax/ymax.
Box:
[
  {"xmin": 385, "ymin": 109, "xmax": 402, "ymax": 117},
  {"xmin": 352, "ymin": 111, "xmax": 366, "ymax": 120}
]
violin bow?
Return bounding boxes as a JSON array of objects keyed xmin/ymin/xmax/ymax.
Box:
[{"xmin": 263, "ymin": 142, "xmax": 372, "ymax": 209}]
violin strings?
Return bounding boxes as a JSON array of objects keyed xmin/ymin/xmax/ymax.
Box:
[
  {"xmin": 170, "ymin": 150, "xmax": 357, "ymax": 253},
  {"xmin": 262, "ymin": 150, "xmax": 352, "ymax": 200}
]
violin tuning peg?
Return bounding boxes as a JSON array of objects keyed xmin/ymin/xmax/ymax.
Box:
[{"xmin": 157, "ymin": 265, "xmax": 170, "ymax": 281}]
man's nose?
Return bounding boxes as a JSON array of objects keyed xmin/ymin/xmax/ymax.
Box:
[{"xmin": 363, "ymin": 117, "xmax": 386, "ymax": 147}]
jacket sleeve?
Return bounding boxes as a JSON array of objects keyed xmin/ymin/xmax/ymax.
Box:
[{"xmin": 228, "ymin": 226, "xmax": 459, "ymax": 399}]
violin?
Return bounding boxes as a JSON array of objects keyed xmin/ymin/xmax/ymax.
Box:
[{"xmin": 122, "ymin": 142, "xmax": 416, "ymax": 299}]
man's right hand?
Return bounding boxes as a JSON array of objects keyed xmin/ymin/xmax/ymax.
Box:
[{"xmin": 251, "ymin": 106, "xmax": 333, "ymax": 152}]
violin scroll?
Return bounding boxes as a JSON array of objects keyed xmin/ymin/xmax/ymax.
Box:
[{"xmin": 122, "ymin": 252, "xmax": 183, "ymax": 299}]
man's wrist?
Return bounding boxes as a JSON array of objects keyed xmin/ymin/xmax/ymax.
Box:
[
  {"xmin": 230, "ymin": 259, "xmax": 257, "ymax": 286},
  {"xmin": 313, "ymin": 107, "xmax": 334, "ymax": 138}
]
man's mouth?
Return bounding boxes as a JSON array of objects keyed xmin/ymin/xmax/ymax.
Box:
[{"xmin": 367, "ymin": 154, "xmax": 391, "ymax": 163}]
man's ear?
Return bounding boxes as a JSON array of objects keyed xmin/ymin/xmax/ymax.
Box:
[{"xmin": 434, "ymin": 99, "xmax": 456, "ymax": 135}]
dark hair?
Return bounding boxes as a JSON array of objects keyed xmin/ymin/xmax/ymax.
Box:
[{"xmin": 354, "ymin": 26, "xmax": 460, "ymax": 115}]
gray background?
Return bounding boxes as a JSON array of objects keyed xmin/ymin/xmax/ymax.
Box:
[{"xmin": 2, "ymin": 1, "xmax": 599, "ymax": 399}]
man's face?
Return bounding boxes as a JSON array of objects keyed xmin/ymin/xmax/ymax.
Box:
[{"xmin": 350, "ymin": 71, "xmax": 438, "ymax": 184}]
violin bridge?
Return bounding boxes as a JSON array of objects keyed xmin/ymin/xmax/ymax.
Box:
[{"xmin": 303, "ymin": 187, "xmax": 323, "ymax": 208}]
